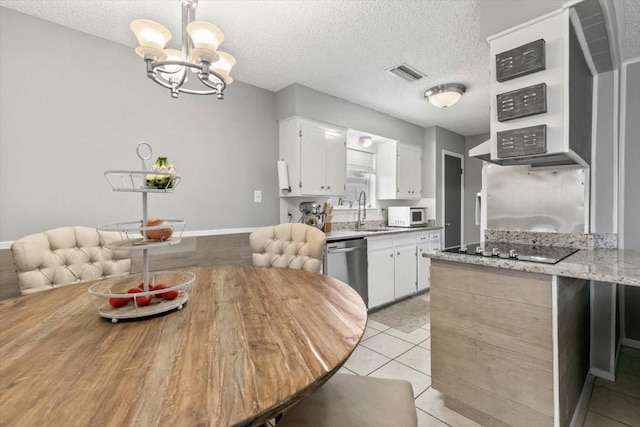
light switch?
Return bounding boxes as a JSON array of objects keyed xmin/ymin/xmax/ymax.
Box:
[{"xmin": 254, "ymin": 190, "xmax": 262, "ymax": 203}]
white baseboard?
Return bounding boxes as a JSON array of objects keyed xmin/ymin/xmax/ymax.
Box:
[{"xmin": 590, "ymin": 367, "xmax": 615, "ymax": 381}]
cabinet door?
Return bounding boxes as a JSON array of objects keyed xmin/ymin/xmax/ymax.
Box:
[
  {"xmin": 300, "ymin": 121, "xmax": 328, "ymax": 195},
  {"xmin": 394, "ymin": 243, "xmax": 417, "ymax": 299},
  {"xmin": 417, "ymin": 243, "xmax": 431, "ymax": 291},
  {"xmin": 368, "ymin": 247, "xmax": 395, "ymax": 309},
  {"xmin": 397, "ymin": 145, "xmax": 422, "ymax": 199},
  {"xmin": 325, "ymin": 129, "xmax": 346, "ymax": 196}
]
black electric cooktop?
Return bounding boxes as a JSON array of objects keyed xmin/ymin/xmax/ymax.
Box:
[{"xmin": 443, "ymin": 242, "xmax": 579, "ymax": 264}]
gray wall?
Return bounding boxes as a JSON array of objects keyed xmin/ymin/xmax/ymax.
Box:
[
  {"xmin": 622, "ymin": 61, "xmax": 640, "ymax": 251},
  {"xmin": 465, "ymin": 133, "xmax": 489, "ymax": 242},
  {"xmin": 423, "ymin": 127, "xmax": 437, "ymax": 199},
  {"xmin": 593, "ymin": 71, "xmax": 617, "ymax": 233},
  {"xmin": 0, "ymin": 8, "xmax": 279, "ymax": 242},
  {"xmin": 275, "ymin": 84, "xmax": 425, "ymax": 147},
  {"xmin": 622, "ymin": 61, "xmax": 640, "ymax": 341}
]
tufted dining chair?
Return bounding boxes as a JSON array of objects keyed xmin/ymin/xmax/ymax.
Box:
[
  {"xmin": 249, "ymin": 223, "xmax": 326, "ymax": 273},
  {"xmin": 11, "ymin": 226, "xmax": 131, "ymax": 295}
]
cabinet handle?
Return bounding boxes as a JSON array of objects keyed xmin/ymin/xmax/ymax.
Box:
[
  {"xmin": 390, "ymin": 254, "xmax": 393, "ymax": 258},
  {"xmin": 327, "ymin": 186, "xmax": 331, "ymax": 189},
  {"xmin": 320, "ymin": 186, "xmax": 325, "ymax": 189},
  {"xmin": 397, "ymin": 252, "xmax": 400, "ymax": 256}
]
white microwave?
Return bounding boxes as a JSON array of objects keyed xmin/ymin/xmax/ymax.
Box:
[{"xmin": 388, "ymin": 207, "xmax": 428, "ymax": 227}]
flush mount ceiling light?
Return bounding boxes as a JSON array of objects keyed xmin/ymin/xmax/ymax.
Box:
[
  {"xmin": 357, "ymin": 136, "xmax": 373, "ymax": 148},
  {"xmin": 130, "ymin": 0, "xmax": 236, "ymax": 99},
  {"xmin": 424, "ymin": 83, "xmax": 467, "ymax": 109}
]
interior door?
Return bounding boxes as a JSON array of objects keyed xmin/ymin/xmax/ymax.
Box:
[{"xmin": 444, "ymin": 153, "xmax": 463, "ymax": 248}]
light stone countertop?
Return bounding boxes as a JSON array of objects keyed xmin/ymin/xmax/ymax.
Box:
[
  {"xmin": 424, "ymin": 248, "xmax": 640, "ymax": 287},
  {"xmin": 326, "ymin": 226, "xmax": 443, "ymax": 242}
]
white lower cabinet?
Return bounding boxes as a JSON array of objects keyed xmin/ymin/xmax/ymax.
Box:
[
  {"xmin": 367, "ymin": 230, "xmax": 441, "ymax": 309},
  {"xmin": 417, "ymin": 231, "xmax": 442, "ymax": 291},
  {"xmin": 367, "ymin": 239, "xmax": 396, "ymax": 309},
  {"xmin": 393, "ymin": 235, "xmax": 418, "ymax": 300}
]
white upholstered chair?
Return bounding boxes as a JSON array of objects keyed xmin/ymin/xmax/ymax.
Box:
[
  {"xmin": 11, "ymin": 226, "xmax": 131, "ymax": 295},
  {"xmin": 249, "ymin": 223, "xmax": 325, "ymax": 273}
]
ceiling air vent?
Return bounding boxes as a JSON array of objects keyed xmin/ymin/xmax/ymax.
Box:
[{"xmin": 385, "ymin": 63, "xmax": 426, "ymax": 82}]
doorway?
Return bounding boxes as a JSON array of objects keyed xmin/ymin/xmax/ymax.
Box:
[{"xmin": 442, "ymin": 151, "xmax": 464, "ymax": 248}]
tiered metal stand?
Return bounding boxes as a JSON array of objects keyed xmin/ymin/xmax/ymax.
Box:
[{"xmin": 88, "ymin": 142, "xmax": 195, "ymax": 323}]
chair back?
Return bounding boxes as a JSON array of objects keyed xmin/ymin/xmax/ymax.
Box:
[
  {"xmin": 250, "ymin": 223, "xmax": 326, "ymax": 273},
  {"xmin": 11, "ymin": 226, "xmax": 131, "ymax": 295}
]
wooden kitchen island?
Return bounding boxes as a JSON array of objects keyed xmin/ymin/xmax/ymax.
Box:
[{"xmin": 424, "ymin": 247, "xmax": 640, "ymax": 427}]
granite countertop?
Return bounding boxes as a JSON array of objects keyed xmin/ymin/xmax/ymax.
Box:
[
  {"xmin": 423, "ymin": 248, "xmax": 640, "ymax": 287},
  {"xmin": 326, "ymin": 226, "xmax": 443, "ymax": 241}
]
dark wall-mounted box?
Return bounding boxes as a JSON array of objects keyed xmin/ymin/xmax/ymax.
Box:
[
  {"xmin": 496, "ymin": 39, "xmax": 546, "ymax": 82},
  {"xmin": 497, "ymin": 83, "xmax": 547, "ymax": 122},
  {"xmin": 497, "ymin": 124, "xmax": 547, "ymax": 158}
]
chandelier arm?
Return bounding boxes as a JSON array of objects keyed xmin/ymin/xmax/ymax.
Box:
[
  {"xmin": 152, "ymin": 59, "xmax": 201, "ymax": 70},
  {"xmin": 175, "ymin": 87, "xmax": 219, "ymax": 95},
  {"xmin": 198, "ymin": 74, "xmax": 226, "ymax": 91},
  {"xmin": 147, "ymin": 74, "xmax": 217, "ymax": 95},
  {"xmin": 151, "ymin": 60, "xmax": 227, "ymax": 90},
  {"xmin": 148, "ymin": 75, "xmax": 174, "ymax": 90}
]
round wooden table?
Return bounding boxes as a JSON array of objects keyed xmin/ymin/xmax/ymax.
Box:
[{"xmin": 0, "ymin": 266, "xmax": 367, "ymax": 426}]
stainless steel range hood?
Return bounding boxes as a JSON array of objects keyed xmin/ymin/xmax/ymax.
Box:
[{"xmin": 469, "ymin": 139, "xmax": 588, "ymax": 169}]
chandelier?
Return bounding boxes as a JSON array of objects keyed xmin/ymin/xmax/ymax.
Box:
[{"xmin": 130, "ymin": 0, "xmax": 236, "ymax": 99}]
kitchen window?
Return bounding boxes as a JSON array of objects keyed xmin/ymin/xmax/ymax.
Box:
[{"xmin": 329, "ymin": 148, "xmax": 376, "ymax": 209}]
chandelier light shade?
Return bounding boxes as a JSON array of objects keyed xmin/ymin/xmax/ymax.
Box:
[
  {"xmin": 130, "ymin": 0, "xmax": 236, "ymax": 99},
  {"xmin": 424, "ymin": 83, "xmax": 467, "ymax": 109}
]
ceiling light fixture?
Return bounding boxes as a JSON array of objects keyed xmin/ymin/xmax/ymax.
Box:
[
  {"xmin": 130, "ymin": 0, "xmax": 235, "ymax": 99},
  {"xmin": 424, "ymin": 83, "xmax": 467, "ymax": 109},
  {"xmin": 357, "ymin": 136, "xmax": 373, "ymax": 148}
]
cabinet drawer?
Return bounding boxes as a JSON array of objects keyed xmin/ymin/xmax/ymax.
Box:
[
  {"xmin": 417, "ymin": 233, "xmax": 430, "ymax": 243},
  {"xmin": 394, "ymin": 235, "xmax": 416, "ymax": 247},
  {"xmin": 430, "ymin": 232, "xmax": 441, "ymax": 242},
  {"xmin": 367, "ymin": 236, "xmax": 393, "ymax": 251}
]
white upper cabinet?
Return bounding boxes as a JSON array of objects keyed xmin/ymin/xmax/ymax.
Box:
[
  {"xmin": 376, "ymin": 141, "xmax": 422, "ymax": 199},
  {"xmin": 279, "ymin": 118, "xmax": 347, "ymax": 197}
]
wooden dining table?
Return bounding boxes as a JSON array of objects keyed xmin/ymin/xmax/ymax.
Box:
[{"xmin": 0, "ymin": 266, "xmax": 367, "ymax": 426}]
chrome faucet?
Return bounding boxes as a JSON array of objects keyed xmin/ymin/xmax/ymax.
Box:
[{"xmin": 357, "ymin": 190, "xmax": 367, "ymax": 229}]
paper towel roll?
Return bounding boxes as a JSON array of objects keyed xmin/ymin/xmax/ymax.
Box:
[{"xmin": 277, "ymin": 160, "xmax": 291, "ymax": 191}]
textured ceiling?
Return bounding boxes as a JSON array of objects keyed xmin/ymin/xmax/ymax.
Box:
[{"xmin": 0, "ymin": 1, "xmax": 637, "ymax": 137}]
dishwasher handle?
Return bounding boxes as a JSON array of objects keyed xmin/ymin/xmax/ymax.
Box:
[{"xmin": 327, "ymin": 246, "xmax": 362, "ymax": 254}]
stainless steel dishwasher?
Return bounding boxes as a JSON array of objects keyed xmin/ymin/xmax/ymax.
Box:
[{"xmin": 324, "ymin": 239, "xmax": 368, "ymax": 307}]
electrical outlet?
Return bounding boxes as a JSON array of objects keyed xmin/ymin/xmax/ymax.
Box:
[{"xmin": 253, "ymin": 190, "xmax": 262, "ymax": 203}]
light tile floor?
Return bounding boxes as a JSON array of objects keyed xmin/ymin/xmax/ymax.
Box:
[
  {"xmin": 339, "ymin": 292, "xmax": 481, "ymax": 427},
  {"xmin": 577, "ymin": 346, "xmax": 640, "ymax": 427},
  {"xmin": 341, "ymin": 292, "xmax": 640, "ymax": 427}
]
